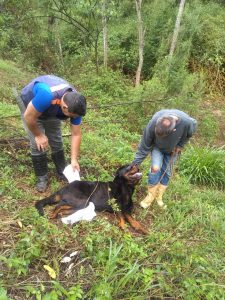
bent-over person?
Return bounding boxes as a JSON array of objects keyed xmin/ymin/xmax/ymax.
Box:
[
  {"xmin": 133, "ymin": 109, "xmax": 197, "ymax": 209},
  {"xmin": 16, "ymin": 75, "xmax": 86, "ymax": 192}
]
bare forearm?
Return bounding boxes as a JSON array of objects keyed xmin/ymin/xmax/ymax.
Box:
[
  {"xmin": 23, "ymin": 103, "xmax": 49, "ymax": 151},
  {"xmin": 71, "ymin": 134, "xmax": 81, "ymax": 160},
  {"xmin": 70, "ymin": 125, "xmax": 82, "ymax": 171},
  {"xmin": 24, "ymin": 113, "xmax": 42, "ymax": 137}
]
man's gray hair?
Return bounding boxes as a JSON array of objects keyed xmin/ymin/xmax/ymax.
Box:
[{"xmin": 155, "ymin": 115, "xmax": 176, "ymax": 137}]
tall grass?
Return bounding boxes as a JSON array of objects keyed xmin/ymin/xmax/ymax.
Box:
[{"xmin": 179, "ymin": 146, "xmax": 225, "ymax": 188}]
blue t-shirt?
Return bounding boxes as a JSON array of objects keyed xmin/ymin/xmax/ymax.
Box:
[{"xmin": 32, "ymin": 82, "xmax": 82, "ymax": 125}]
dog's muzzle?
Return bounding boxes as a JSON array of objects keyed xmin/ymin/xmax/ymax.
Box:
[
  {"xmin": 127, "ymin": 170, "xmax": 142, "ymax": 184},
  {"xmin": 130, "ymin": 172, "xmax": 142, "ymax": 180}
]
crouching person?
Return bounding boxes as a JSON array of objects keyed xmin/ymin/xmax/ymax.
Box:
[
  {"xmin": 16, "ymin": 75, "xmax": 86, "ymax": 192},
  {"xmin": 133, "ymin": 109, "xmax": 197, "ymax": 209}
]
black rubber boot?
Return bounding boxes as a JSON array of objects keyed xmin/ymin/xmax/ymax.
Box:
[
  {"xmin": 31, "ymin": 154, "xmax": 48, "ymax": 192},
  {"xmin": 51, "ymin": 150, "xmax": 67, "ymax": 181}
]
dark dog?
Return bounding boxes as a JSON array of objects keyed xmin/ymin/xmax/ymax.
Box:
[{"xmin": 35, "ymin": 164, "xmax": 148, "ymax": 234}]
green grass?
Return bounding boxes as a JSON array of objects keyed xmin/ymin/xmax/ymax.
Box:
[
  {"xmin": 0, "ymin": 102, "xmax": 19, "ymax": 115},
  {"xmin": 0, "ymin": 59, "xmax": 27, "ymax": 75},
  {"xmin": 0, "ymin": 59, "xmax": 32, "ymax": 104},
  {"xmin": 1, "ymin": 124, "xmax": 225, "ymax": 299},
  {"xmin": 179, "ymin": 146, "xmax": 225, "ymax": 188},
  {"xmin": 0, "ymin": 60, "xmax": 225, "ymax": 299}
]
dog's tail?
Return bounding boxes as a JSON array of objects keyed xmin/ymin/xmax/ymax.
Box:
[{"xmin": 35, "ymin": 193, "xmax": 61, "ymax": 216}]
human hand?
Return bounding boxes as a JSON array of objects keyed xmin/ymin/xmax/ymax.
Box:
[
  {"xmin": 71, "ymin": 158, "xmax": 80, "ymax": 172},
  {"xmin": 173, "ymin": 146, "xmax": 182, "ymax": 155},
  {"xmin": 35, "ymin": 134, "xmax": 49, "ymax": 151}
]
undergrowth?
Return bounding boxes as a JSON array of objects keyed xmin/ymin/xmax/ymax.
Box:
[
  {"xmin": 180, "ymin": 146, "xmax": 225, "ymax": 188},
  {"xmin": 0, "ymin": 60, "xmax": 225, "ymax": 299}
]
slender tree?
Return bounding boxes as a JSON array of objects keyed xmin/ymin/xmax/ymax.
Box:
[
  {"xmin": 135, "ymin": 0, "xmax": 145, "ymax": 87},
  {"xmin": 54, "ymin": 18, "xmax": 64, "ymax": 70},
  {"xmin": 169, "ymin": 0, "xmax": 186, "ymax": 59},
  {"xmin": 102, "ymin": 0, "xmax": 108, "ymax": 69}
]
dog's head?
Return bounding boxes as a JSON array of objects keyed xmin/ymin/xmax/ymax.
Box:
[{"xmin": 115, "ymin": 164, "xmax": 142, "ymax": 185}]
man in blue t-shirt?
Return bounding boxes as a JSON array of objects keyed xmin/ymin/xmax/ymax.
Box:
[{"xmin": 17, "ymin": 75, "xmax": 87, "ymax": 192}]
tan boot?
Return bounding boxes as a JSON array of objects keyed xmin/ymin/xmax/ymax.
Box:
[
  {"xmin": 140, "ymin": 185, "xmax": 159, "ymax": 208},
  {"xmin": 155, "ymin": 184, "xmax": 167, "ymax": 209}
]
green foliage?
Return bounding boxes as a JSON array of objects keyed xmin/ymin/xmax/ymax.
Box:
[
  {"xmin": 142, "ymin": 0, "xmax": 176, "ymax": 78},
  {"xmin": 197, "ymin": 112, "xmax": 219, "ymax": 145},
  {"xmin": 0, "ymin": 208, "xmax": 69, "ymax": 276},
  {"xmin": 0, "ymin": 287, "xmax": 12, "ymax": 300},
  {"xmin": 152, "ymin": 45, "xmax": 206, "ymax": 101},
  {"xmin": 79, "ymin": 128, "xmax": 136, "ymax": 180},
  {"xmin": 23, "ymin": 282, "xmax": 84, "ymax": 300},
  {"xmin": 1, "ymin": 0, "xmax": 225, "ymax": 97},
  {"xmin": 108, "ymin": 17, "xmax": 137, "ymax": 75},
  {"xmin": 1, "ymin": 116, "xmax": 225, "ymax": 300},
  {"xmin": 179, "ymin": 146, "xmax": 225, "ymax": 188},
  {"xmin": 75, "ymin": 63, "xmax": 130, "ymax": 100},
  {"xmin": 0, "ymin": 59, "xmax": 32, "ymax": 104},
  {"xmin": 190, "ymin": 1, "xmax": 225, "ymax": 68},
  {"xmin": 128, "ymin": 77, "xmax": 168, "ymax": 121},
  {"xmin": 85, "ymin": 238, "xmax": 150, "ymax": 299},
  {"xmin": 143, "ymin": 0, "xmax": 225, "ymax": 99},
  {"xmin": 1, "ymin": 2, "xmax": 225, "ymax": 296},
  {"xmin": 0, "ymin": 102, "xmax": 19, "ymax": 117}
]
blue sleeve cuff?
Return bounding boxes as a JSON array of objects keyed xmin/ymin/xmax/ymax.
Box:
[
  {"xmin": 32, "ymin": 82, "xmax": 53, "ymax": 113},
  {"xmin": 71, "ymin": 116, "xmax": 82, "ymax": 125}
]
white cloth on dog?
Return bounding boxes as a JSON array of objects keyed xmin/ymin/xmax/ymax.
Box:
[
  {"xmin": 63, "ymin": 164, "xmax": 80, "ymax": 183},
  {"xmin": 62, "ymin": 165, "xmax": 96, "ymax": 225},
  {"xmin": 61, "ymin": 202, "xmax": 97, "ymax": 225}
]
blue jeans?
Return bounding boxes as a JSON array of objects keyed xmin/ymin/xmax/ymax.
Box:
[{"xmin": 148, "ymin": 147, "xmax": 178, "ymax": 186}]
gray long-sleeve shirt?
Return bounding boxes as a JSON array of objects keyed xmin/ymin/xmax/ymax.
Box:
[{"xmin": 133, "ymin": 109, "xmax": 197, "ymax": 165}]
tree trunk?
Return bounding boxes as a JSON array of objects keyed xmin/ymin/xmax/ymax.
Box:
[
  {"xmin": 102, "ymin": 0, "xmax": 108, "ymax": 69},
  {"xmin": 135, "ymin": 0, "xmax": 145, "ymax": 87},
  {"xmin": 95, "ymin": 32, "xmax": 100, "ymax": 74},
  {"xmin": 169, "ymin": 0, "xmax": 186, "ymax": 59},
  {"xmin": 55, "ymin": 20, "xmax": 64, "ymax": 70}
]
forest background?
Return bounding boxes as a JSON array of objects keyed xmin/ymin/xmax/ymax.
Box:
[{"xmin": 0, "ymin": 0, "xmax": 225, "ymax": 299}]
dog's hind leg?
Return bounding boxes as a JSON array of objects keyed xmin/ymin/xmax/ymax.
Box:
[
  {"xmin": 49, "ymin": 205, "xmax": 74, "ymax": 219},
  {"xmin": 57, "ymin": 208, "xmax": 77, "ymax": 218},
  {"xmin": 124, "ymin": 213, "xmax": 149, "ymax": 235},
  {"xmin": 35, "ymin": 194, "xmax": 62, "ymax": 216}
]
